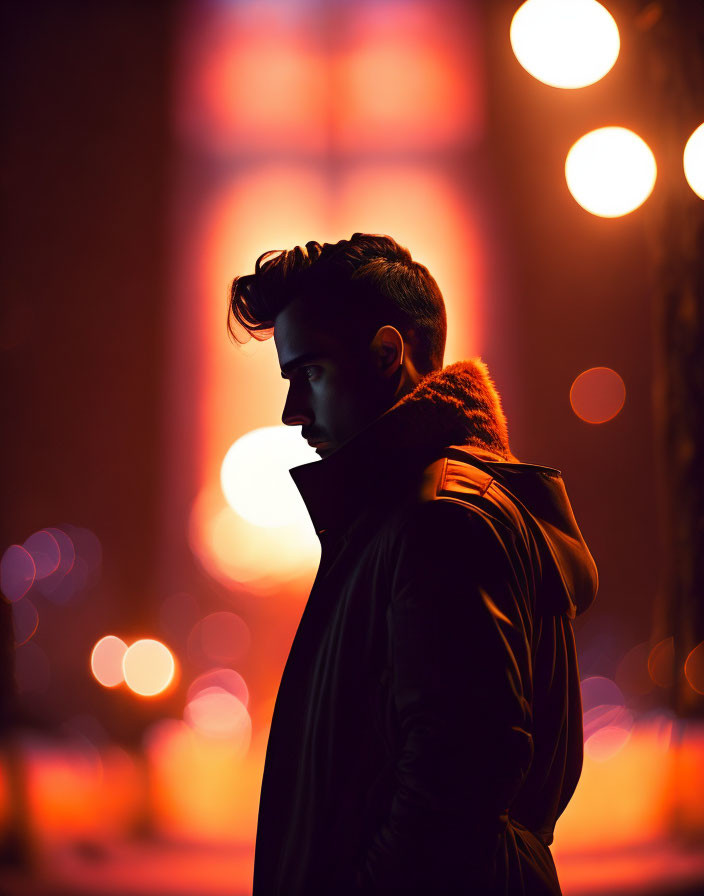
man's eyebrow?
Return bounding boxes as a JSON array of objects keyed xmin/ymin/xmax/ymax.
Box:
[{"xmin": 280, "ymin": 352, "xmax": 325, "ymax": 378}]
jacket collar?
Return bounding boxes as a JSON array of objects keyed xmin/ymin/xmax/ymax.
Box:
[{"xmin": 289, "ymin": 358, "xmax": 519, "ymax": 536}]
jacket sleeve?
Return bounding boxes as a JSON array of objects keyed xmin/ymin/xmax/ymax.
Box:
[{"xmin": 351, "ymin": 498, "xmax": 536, "ymax": 894}]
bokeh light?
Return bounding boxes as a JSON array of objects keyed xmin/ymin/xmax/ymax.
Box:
[
  {"xmin": 35, "ymin": 524, "xmax": 100, "ymax": 604},
  {"xmin": 184, "ymin": 687, "xmax": 252, "ymax": 747},
  {"xmin": 220, "ymin": 425, "xmax": 316, "ymax": 527},
  {"xmin": 23, "ymin": 529, "xmax": 60, "ymax": 579},
  {"xmin": 186, "ymin": 667, "xmax": 249, "ymax": 707},
  {"xmin": 91, "ymin": 635, "xmax": 128, "ymax": 688},
  {"xmin": 570, "ymin": 367, "xmax": 626, "ymax": 423},
  {"xmin": 584, "ymin": 722, "xmax": 633, "ymax": 761},
  {"xmin": 648, "ymin": 636, "xmax": 675, "ymax": 688},
  {"xmin": 189, "ymin": 484, "xmax": 320, "ymax": 591},
  {"xmin": 581, "ymin": 675, "xmax": 625, "ymax": 718},
  {"xmin": 33, "ymin": 526, "xmax": 76, "ymax": 598},
  {"xmin": 683, "ymin": 122, "xmax": 704, "ymax": 200},
  {"xmin": 0, "ymin": 544, "xmax": 35, "ymax": 601},
  {"xmin": 187, "ymin": 611, "xmax": 251, "ymax": 668},
  {"xmin": 684, "ymin": 641, "xmax": 704, "ymax": 695},
  {"xmin": 143, "ymin": 716, "xmax": 259, "ymax": 840},
  {"xmin": 565, "ymin": 127, "xmax": 657, "ymax": 217},
  {"xmin": 581, "ymin": 675, "xmax": 633, "ymax": 761},
  {"xmin": 122, "ymin": 639, "xmax": 175, "ymax": 697},
  {"xmin": 12, "ymin": 597, "xmax": 38, "ymax": 646},
  {"xmin": 45, "ymin": 526, "xmax": 76, "ymax": 573},
  {"xmin": 510, "ymin": 0, "xmax": 620, "ymax": 89}
]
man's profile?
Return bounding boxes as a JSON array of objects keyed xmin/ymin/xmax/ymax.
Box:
[{"xmin": 228, "ymin": 234, "xmax": 598, "ymax": 895}]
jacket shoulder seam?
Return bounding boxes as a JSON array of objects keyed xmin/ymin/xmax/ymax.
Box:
[{"xmin": 437, "ymin": 455, "xmax": 495, "ymax": 500}]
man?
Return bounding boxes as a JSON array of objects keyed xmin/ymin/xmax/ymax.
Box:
[{"xmin": 228, "ymin": 234, "xmax": 599, "ymax": 895}]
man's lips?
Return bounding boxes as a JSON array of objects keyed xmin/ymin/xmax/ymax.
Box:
[{"xmin": 306, "ymin": 439, "xmax": 329, "ymax": 447}]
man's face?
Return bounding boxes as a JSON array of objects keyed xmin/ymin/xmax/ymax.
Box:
[{"xmin": 274, "ymin": 295, "xmax": 388, "ymax": 459}]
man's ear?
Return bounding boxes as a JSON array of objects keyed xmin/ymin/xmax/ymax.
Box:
[{"xmin": 370, "ymin": 325, "xmax": 404, "ymax": 375}]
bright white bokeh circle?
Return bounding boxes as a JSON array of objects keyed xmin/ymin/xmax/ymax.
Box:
[
  {"xmin": 683, "ymin": 122, "xmax": 704, "ymax": 200},
  {"xmin": 510, "ymin": 0, "xmax": 620, "ymax": 89},
  {"xmin": 122, "ymin": 639, "xmax": 175, "ymax": 697},
  {"xmin": 565, "ymin": 127, "xmax": 657, "ymax": 217},
  {"xmin": 91, "ymin": 635, "xmax": 128, "ymax": 688},
  {"xmin": 220, "ymin": 425, "xmax": 317, "ymax": 527}
]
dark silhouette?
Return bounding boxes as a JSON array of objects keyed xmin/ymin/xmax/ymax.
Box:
[{"xmin": 228, "ymin": 234, "xmax": 598, "ymax": 895}]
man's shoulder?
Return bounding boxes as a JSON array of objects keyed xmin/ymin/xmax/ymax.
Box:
[
  {"xmin": 404, "ymin": 445, "xmax": 520, "ymax": 521},
  {"xmin": 378, "ymin": 448, "xmax": 518, "ymax": 541}
]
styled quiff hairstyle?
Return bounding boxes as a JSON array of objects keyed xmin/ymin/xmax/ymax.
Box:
[{"xmin": 227, "ymin": 233, "xmax": 447, "ymax": 375}]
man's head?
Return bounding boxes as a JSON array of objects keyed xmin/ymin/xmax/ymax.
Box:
[{"xmin": 228, "ymin": 233, "xmax": 447, "ymax": 457}]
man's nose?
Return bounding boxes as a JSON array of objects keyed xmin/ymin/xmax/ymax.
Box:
[{"xmin": 281, "ymin": 389, "xmax": 312, "ymax": 427}]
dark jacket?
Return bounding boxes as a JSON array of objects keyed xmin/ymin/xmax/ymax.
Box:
[{"xmin": 253, "ymin": 358, "xmax": 599, "ymax": 896}]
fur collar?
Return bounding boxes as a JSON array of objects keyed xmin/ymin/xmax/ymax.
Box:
[
  {"xmin": 290, "ymin": 358, "xmax": 519, "ymax": 534},
  {"xmin": 384, "ymin": 357, "xmax": 517, "ymax": 462}
]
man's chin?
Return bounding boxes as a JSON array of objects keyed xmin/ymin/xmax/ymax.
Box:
[{"xmin": 315, "ymin": 442, "xmax": 335, "ymax": 458}]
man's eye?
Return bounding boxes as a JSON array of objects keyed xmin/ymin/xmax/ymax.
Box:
[{"xmin": 303, "ymin": 366, "xmax": 320, "ymax": 380}]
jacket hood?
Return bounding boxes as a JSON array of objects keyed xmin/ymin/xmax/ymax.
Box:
[{"xmin": 290, "ymin": 358, "xmax": 598, "ymax": 618}]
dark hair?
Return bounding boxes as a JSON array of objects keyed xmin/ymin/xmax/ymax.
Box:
[{"xmin": 227, "ymin": 233, "xmax": 447, "ymax": 374}]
